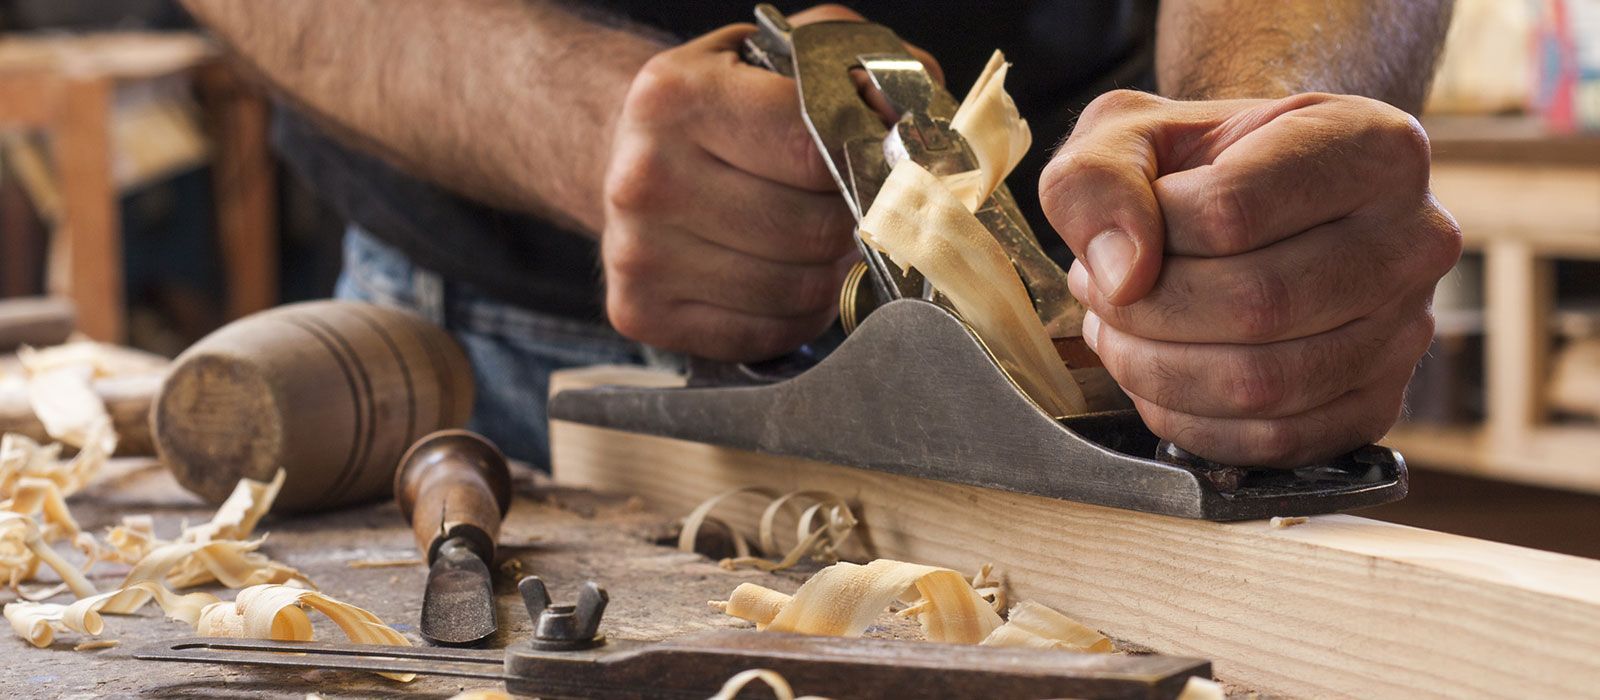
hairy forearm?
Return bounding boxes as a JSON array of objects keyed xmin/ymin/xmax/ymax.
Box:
[
  {"xmin": 1156, "ymin": 0, "xmax": 1454, "ymax": 113},
  {"xmin": 183, "ymin": 0, "xmax": 666, "ymax": 233}
]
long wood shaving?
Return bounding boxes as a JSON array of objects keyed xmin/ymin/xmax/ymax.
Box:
[
  {"xmin": 860, "ymin": 50, "xmax": 1087, "ymax": 417},
  {"xmin": 197, "ymin": 584, "xmax": 414, "ymax": 681},
  {"xmin": 730, "ymin": 559, "xmax": 1003, "ymax": 644},
  {"xmin": 948, "ymin": 51, "xmax": 1031, "ymax": 209},
  {"xmin": 860, "ymin": 160, "xmax": 1086, "ymax": 417},
  {"xmin": 716, "ymin": 558, "xmax": 1113, "ymax": 657}
]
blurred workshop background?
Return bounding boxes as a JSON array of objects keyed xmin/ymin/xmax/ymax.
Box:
[{"xmin": 0, "ymin": 1, "xmax": 1596, "ymax": 551}]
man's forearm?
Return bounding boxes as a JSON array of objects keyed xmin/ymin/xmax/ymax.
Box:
[
  {"xmin": 183, "ymin": 0, "xmax": 666, "ymax": 234},
  {"xmin": 1156, "ymin": 0, "xmax": 1453, "ymax": 113}
]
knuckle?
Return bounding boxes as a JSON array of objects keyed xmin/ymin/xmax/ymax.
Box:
[
  {"xmin": 1425, "ymin": 203, "xmax": 1465, "ymax": 273},
  {"xmin": 1041, "ymin": 150, "xmax": 1125, "ymax": 205},
  {"xmin": 1197, "ymin": 181, "xmax": 1259, "ymax": 255},
  {"xmin": 1249, "ymin": 420, "xmax": 1302, "ymax": 466},
  {"xmin": 1081, "ymin": 89, "xmax": 1160, "ymax": 123},
  {"xmin": 1224, "ymin": 269, "xmax": 1292, "ymax": 342},
  {"xmin": 793, "ymin": 268, "xmax": 841, "ymax": 314},
  {"xmin": 604, "ymin": 284, "xmax": 655, "ymax": 342},
  {"xmin": 603, "ymin": 149, "xmax": 667, "ymax": 213},
  {"xmin": 786, "ymin": 124, "xmax": 831, "ymax": 188},
  {"xmin": 1222, "ymin": 353, "xmax": 1286, "ymax": 416},
  {"xmin": 601, "ymin": 227, "xmax": 655, "ymax": 280},
  {"xmin": 626, "ymin": 53, "xmax": 694, "ymax": 118},
  {"xmin": 806, "ymin": 204, "xmax": 857, "ymax": 259}
]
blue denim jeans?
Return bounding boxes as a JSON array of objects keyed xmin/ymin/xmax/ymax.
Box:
[{"xmin": 334, "ymin": 226, "xmax": 645, "ymax": 468}]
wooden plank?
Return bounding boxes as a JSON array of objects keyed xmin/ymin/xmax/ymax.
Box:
[
  {"xmin": 549, "ymin": 366, "xmax": 1600, "ymax": 700},
  {"xmin": 52, "ymin": 76, "xmax": 122, "ymax": 342}
]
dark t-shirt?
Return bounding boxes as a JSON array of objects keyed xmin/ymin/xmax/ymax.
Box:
[{"xmin": 274, "ymin": 1, "xmax": 1158, "ymax": 321}]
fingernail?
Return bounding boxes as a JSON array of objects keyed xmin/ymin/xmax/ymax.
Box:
[
  {"xmin": 1086, "ymin": 229, "xmax": 1136, "ymax": 298},
  {"xmin": 1082, "ymin": 311, "xmax": 1101, "ymax": 352},
  {"xmin": 1066, "ymin": 260, "xmax": 1090, "ymax": 301}
]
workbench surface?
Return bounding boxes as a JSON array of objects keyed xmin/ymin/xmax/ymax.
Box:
[{"xmin": 1, "ymin": 460, "xmax": 800, "ymax": 698}]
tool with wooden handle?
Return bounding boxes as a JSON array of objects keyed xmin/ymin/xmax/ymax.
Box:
[
  {"xmin": 395, "ymin": 429, "xmax": 512, "ymax": 647},
  {"xmin": 153, "ymin": 300, "xmax": 475, "ymax": 511}
]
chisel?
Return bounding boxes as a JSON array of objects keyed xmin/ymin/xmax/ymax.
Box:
[{"xmin": 394, "ymin": 429, "xmax": 512, "ymax": 647}]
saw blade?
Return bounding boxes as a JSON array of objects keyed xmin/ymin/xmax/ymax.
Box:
[{"xmin": 421, "ymin": 537, "xmax": 497, "ymax": 647}]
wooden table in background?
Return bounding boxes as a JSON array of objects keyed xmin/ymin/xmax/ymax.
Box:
[{"xmin": 0, "ymin": 32, "xmax": 277, "ymax": 342}]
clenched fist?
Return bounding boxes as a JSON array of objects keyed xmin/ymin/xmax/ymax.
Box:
[
  {"xmin": 1040, "ymin": 90, "xmax": 1461, "ymax": 466},
  {"xmin": 603, "ymin": 6, "xmax": 937, "ymax": 362}
]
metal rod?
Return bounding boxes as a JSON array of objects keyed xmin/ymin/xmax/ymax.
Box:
[{"xmin": 134, "ymin": 638, "xmax": 506, "ymax": 681}]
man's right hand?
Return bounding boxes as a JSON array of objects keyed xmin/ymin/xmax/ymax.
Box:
[
  {"xmin": 601, "ymin": 19, "xmax": 862, "ymax": 362},
  {"xmin": 603, "ymin": 5, "xmax": 944, "ymax": 361}
]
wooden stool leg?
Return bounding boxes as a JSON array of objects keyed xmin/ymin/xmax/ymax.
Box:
[
  {"xmin": 54, "ymin": 77, "xmax": 122, "ymax": 342},
  {"xmin": 202, "ymin": 64, "xmax": 278, "ymax": 320}
]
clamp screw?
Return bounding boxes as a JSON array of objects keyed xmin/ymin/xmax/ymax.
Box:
[{"xmin": 518, "ymin": 576, "xmax": 608, "ymax": 651}]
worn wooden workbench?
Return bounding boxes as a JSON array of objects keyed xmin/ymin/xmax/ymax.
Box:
[{"xmin": 0, "ymin": 460, "xmax": 815, "ymax": 698}]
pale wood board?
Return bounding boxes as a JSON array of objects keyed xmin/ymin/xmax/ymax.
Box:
[{"xmin": 549, "ymin": 365, "xmax": 1600, "ymax": 700}]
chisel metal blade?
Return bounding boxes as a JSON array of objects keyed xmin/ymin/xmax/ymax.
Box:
[{"xmin": 421, "ymin": 537, "xmax": 498, "ymax": 647}]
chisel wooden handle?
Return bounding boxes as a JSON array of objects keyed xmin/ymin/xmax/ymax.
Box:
[{"xmin": 394, "ymin": 430, "xmax": 512, "ymax": 564}]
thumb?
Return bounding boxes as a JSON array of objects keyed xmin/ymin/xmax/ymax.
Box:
[{"xmin": 1038, "ymin": 92, "xmax": 1170, "ymax": 306}]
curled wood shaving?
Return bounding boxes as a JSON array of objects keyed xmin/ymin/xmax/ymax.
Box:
[
  {"xmin": 104, "ymin": 514, "xmax": 156, "ymax": 564},
  {"xmin": 679, "ymin": 487, "xmax": 776, "ymax": 560},
  {"xmin": 182, "ymin": 468, "xmax": 284, "ymax": 544},
  {"xmin": 969, "ymin": 562, "xmax": 1005, "ymax": 613},
  {"xmin": 708, "ymin": 669, "xmax": 829, "ymax": 700},
  {"xmin": 3, "ymin": 580, "xmax": 216, "ymax": 647},
  {"xmin": 197, "ymin": 584, "xmax": 414, "ymax": 681},
  {"xmin": 982, "ymin": 600, "xmax": 1112, "ymax": 653},
  {"xmin": 859, "ymin": 50, "xmax": 1087, "ymax": 417},
  {"xmin": 948, "ymin": 51, "xmax": 1031, "ymax": 209},
  {"xmin": 0, "ymin": 422, "xmax": 115, "ymax": 500},
  {"xmin": 717, "ymin": 559, "xmax": 1113, "ymax": 657},
  {"xmin": 682, "ymin": 489, "xmax": 858, "ymax": 573},
  {"xmin": 711, "ymin": 582, "xmax": 794, "ymax": 631},
  {"xmin": 722, "ymin": 559, "xmax": 1003, "ymax": 644},
  {"xmin": 860, "ymin": 162, "xmax": 1085, "ymax": 418},
  {"xmin": 26, "ymin": 368, "xmax": 116, "ymax": 452},
  {"xmin": 722, "ymin": 492, "xmax": 857, "ymax": 573},
  {"xmin": 0, "ymin": 511, "xmax": 95, "ymax": 598},
  {"xmin": 1270, "ymin": 516, "xmax": 1309, "ymax": 529}
]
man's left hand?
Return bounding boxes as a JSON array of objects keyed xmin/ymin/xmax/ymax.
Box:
[{"xmin": 1039, "ymin": 90, "xmax": 1462, "ymax": 466}]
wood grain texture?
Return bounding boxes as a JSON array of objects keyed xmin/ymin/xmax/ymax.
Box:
[{"xmin": 549, "ymin": 365, "xmax": 1600, "ymax": 700}]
